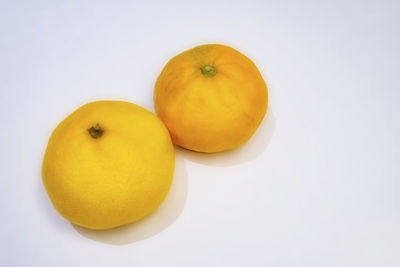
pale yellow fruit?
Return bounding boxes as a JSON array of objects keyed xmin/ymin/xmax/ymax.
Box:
[{"xmin": 42, "ymin": 101, "xmax": 174, "ymax": 230}]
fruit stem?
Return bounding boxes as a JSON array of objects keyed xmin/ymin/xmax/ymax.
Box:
[
  {"xmin": 88, "ymin": 123, "xmax": 104, "ymax": 139},
  {"xmin": 200, "ymin": 64, "xmax": 216, "ymax": 77}
]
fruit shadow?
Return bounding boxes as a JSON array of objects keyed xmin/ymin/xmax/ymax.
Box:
[
  {"xmin": 177, "ymin": 110, "xmax": 276, "ymax": 167},
  {"xmin": 72, "ymin": 150, "xmax": 188, "ymax": 245}
]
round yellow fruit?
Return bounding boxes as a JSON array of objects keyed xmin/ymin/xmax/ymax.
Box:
[
  {"xmin": 154, "ymin": 44, "xmax": 268, "ymax": 153},
  {"xmin": 42, "ymin": 101, "xmax": 174, "ymax": 230}
]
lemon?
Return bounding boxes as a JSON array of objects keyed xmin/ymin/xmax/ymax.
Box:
[
  {"xmin": 42, "ymin": 101, "xmax": 174, "ymax": 230},
  {"xmin": 154, "ymin": 44, "xmax": 268, "ymax": 153}
]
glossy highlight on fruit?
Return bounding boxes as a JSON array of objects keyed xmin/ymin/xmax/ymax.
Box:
[
  {"xmin": 154, "ymin": 44, "xmax": 268, "ymax": 153},
  {"xmin": 42, "ymin": 101, "xmax": 175, "ymax": 230}
]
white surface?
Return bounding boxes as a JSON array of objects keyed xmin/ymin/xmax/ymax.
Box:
[{"xmin": 1, "ymin": 0, "xmax": 400, "ymax": 266}]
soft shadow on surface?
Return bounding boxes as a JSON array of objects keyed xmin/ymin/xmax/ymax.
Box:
[
  {"xmin": 177, "ymin": 110, "xmax": 276, "ymax": 167},
  {"xmin": 73, "ymin": 151, "xmax": 188, "ymax": 245}
]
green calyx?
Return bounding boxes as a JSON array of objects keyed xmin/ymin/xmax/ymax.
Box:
[
  {"xmin": 88, "ymin": 123, "xmax": 104, "ymax": 139},
  {"xmin": 200, "ymin": 64, "xmax": 216, "ymax": 77}
]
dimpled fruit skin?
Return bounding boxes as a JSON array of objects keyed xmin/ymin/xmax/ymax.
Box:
[
  {"xmin": 42, "ymin": 101, "xmax": 174, "ymax": 230},
  {"xmin": 154, "ymin": 44, "xmax": 268, "ymax": 153}
]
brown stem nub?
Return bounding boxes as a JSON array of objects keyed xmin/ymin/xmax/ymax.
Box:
[{"xmin": 88, "ymin": 123, "xmax": 104, "ymax": 139}]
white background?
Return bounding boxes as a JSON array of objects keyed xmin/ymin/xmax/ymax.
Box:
[{"xmin": 1, "ymin": 1, "xmax": 399, "ymax": 266}]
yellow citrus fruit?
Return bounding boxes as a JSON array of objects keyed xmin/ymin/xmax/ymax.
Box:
[
  {"xmin": 42, "ymin": 101, "xmax": 174, "ymax": 230},
  {"xmin": 154, "ymin": 44, "xmax": 268, "ymax": 153}
]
